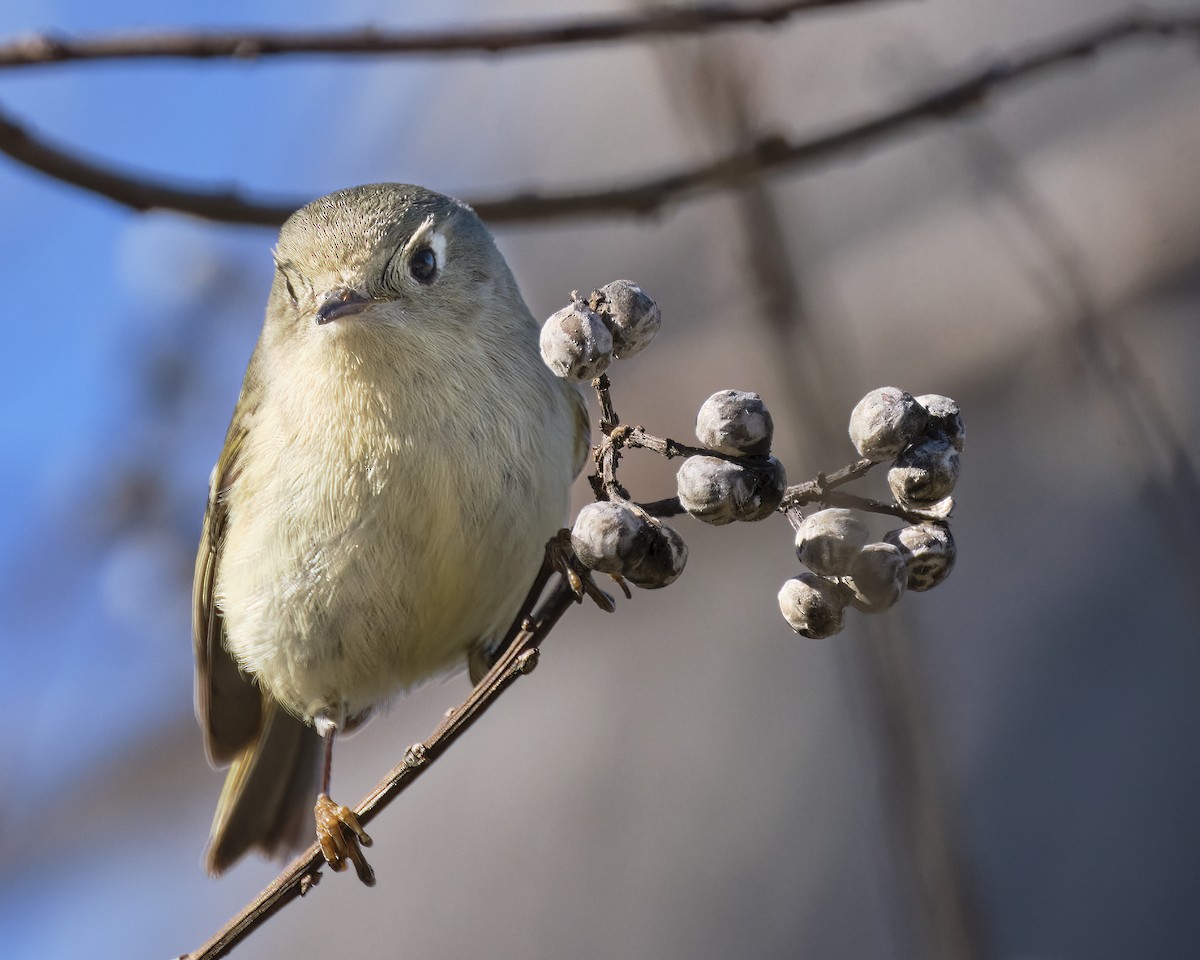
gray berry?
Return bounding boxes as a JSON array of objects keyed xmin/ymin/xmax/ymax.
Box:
[
  {"xmin": 596, "ymin": 280, "xmax": 661, "ymax": 358},
  {"xmin": 625, "ymin": 519, "xmax": 688, "ymax": 589},
  {"xmin": 915, "ymin": 394, "xmax": 964, "ymax": 452},
  {"xmin": 736, "ymin": 455, "xmax": 787, "ymax": 521},
  {"xmin": 695, "ymin": 389, "xmax": 774, "ymax": 456},
  {"xmin": 848, "ymin": 387, "xmax": 928, "ymax": 462},
  {"xmin": 778, "ymin": 572, "xmax": 848, "ymax": 639},
  {"xmin": 571, "ymin": 501, "xmax": 652, "ymax": 575},
  {"xmin": 677, "ymin": 456, "xmax": 739, "ymax": 525},
  {"xmin": 888, "ymin": 435, "xmax": 960, "ymax": 507},
  {"xmin": 883, "ymin": 522, "xmax": 956, "ymax": 592},
  {"xmin": 846, "ymin": 542, "xmax": 908, "ymax": 612},
  {"xmin": 795, "ymin": 508, "xmax": 870, "ymax": 576},
  {"xmin": 540, "ymin": 301, "xmax": 614, "ymax": 381},
  {"xmin": 676, "ymin": 455, "xmax": 787, "ymax": 525}
]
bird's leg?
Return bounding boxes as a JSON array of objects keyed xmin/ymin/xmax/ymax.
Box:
[
  {"xmin": 312, "ymin": 716, "xmax": 375, "ymax": 886},
  {"xmin": 547, "ymin": 528, "xmax": 620, "ymax": 610}
]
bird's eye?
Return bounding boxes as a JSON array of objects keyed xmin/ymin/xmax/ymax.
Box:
[{"xmin": 409, "ymin": 247, "xmax": 437, "ymax": 284}]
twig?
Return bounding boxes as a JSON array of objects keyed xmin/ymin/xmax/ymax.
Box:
[
  {"xmin": 789, "ymin": 487, "xmax": 948, "ymax": 523},
  {"xmin": 0, "ymin": 1, "xmax": 891, "ymax": 69},
  {"xmin": 2, "ymin": 12, "xmax": 1197, "ymax": 225},
  {"xmin": 183, "ymin": 575, "xmax": 578, "ymax": 960},
  {"xmin": 592, "ymin": 374, "xmax": 931, "ymax": 524},
  {"xmin": 0, "ymin": 109, "xmax": 293, "ymax": 225}
]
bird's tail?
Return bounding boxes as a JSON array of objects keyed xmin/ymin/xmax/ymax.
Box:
[{"xmin": 204, "ymin": 698, "xmax": 322, "ymax": 875}]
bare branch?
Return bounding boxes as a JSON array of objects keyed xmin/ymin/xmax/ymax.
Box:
[
  {"xmin": 183, "ymin": 577, "xmax": 579, "ymax": 960},
  {"xmin": 1, "ymin": 11, "xmax": 1197, "ymax": 226},
  {"xmin": 0, "ymin": 1, "xmax": 891, "ymax": 69},
  {"xmin": 0, "ymin": 109, "xmax": 294, "ymax": 224}
]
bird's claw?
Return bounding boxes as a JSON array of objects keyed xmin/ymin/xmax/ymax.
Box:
[
  {"xmin": 548, "ymin": 529, "xmax": 616, "ymax": 612},
  {"xmin": 315, "ymin": 793, "xmax": 375, "ymax": 886}
]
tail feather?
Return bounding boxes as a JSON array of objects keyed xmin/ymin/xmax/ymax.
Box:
[{"xmin": 204, "ymin": 699, "xmax": 322, "ymax": 875}]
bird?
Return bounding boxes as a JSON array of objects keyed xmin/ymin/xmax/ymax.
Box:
[{"xmin": 193, "ymin": 183, "xmax": 588, "ymax": 882}]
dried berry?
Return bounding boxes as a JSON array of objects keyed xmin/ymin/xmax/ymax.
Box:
[
  {"xmin": 778, "ymin": 572, "xmax": 848, "ymax": 639},
  {"xmin": 737, "ymin": 456, "xmax": 787, "ymax": 521},
  {"xmin": 846, "ymin": 542, "xmax": 908, "ymax": 612},
  {"xmin": 595, "ymin": 279, "xmax": 661, "ymax": 358},
  {"xmin": 625, "ymin": 519, "xmax": 688, "ymax": 589},
  {"xmin": 884, "ymin": 522, "xmax": 956, "ymax": 592},
  {"xmin": 849, "ymin": 387, "xmax": 928, "ymax": 462},
  {"xmin": 540, "ymin": 301, "xmax": 614, "ymax": 381},
  {"xmin": 677, "ymin": 455, "xmax": 786, "ymax": 525},
  {"xmin": 695, "ymin": 389, "xmax": 774, "ymax": 456},
  {"xmin": 915, "ymin": 394, "xmax": 964, "ymax": 452},
  {"xmin": 571, "ymin": 501, "xmax": 652, "ymax": 576},
  {"xmin": 888, "ymin": 435, "xmax": 960, "ymax": 507},
  {"xmin": 795, "ymin": 508, "xmax": 870, "ymax": 576}
]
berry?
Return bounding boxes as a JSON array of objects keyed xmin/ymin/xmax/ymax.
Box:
[
  {"xmin": 795, "ymin": 508, "xmax": 870, "ymax": 576},
  {"xmin": 846, "ymin": 542, "xmax": 908, "ymax": 612},
  {"xmin": 915, "ymin": 394, "xmax": 964, "ymax": 452},
  {"xmin": 778, "ymin": 572, "xmax": 848, "ymax": 638},
  {"xmin": 848, "ymin": 387, "xmax": 928, "ymax": 462},
  {"xmin": 625, "ymin": 519, "xmax": 688, "ymax": 589},
  {"xmin": 883, "ymin": 522, "xmax": 956, "ymax": 592},
  {"xmin": 677, "ymin": 456, "xmax": 739, "ymax": 525},
  {"xmin": 888, "ymin": 435, "xmax": 960, "ymax": 507},
  {"xmin": 676, "ymin": 455, "xmax": 787, "ymax": 525},
  {"xmin": 738, "ymin": 456, "xmax": 788, "ymax": 521},
  {"xmin": 595, "ymin": 280, "xmax": 661, "ymax": 358},
  {"xmin": 540, "ymin": 301, "xmax": 614, "ymax": 381},
  {"xmin": 570, "ymin": 501, "xmax": 652, "ymax": 575},
  {"xmin": 695, "ymin": 389, "xmax": 774, "ymax": 456}
]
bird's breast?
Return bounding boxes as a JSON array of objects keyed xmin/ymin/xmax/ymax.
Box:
[{"xmin": 215, "ymin": 337, "xmax": 575, "ymax": 722}]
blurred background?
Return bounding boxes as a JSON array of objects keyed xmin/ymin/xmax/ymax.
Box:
[{"xmin": 2, "ymin": 1, "xmax": 1199, "ymax": 958}]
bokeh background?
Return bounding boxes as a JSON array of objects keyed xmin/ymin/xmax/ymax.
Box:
[{"xmin": 3, "ymin": 1, "xmax": 1199, "ymax": 958}]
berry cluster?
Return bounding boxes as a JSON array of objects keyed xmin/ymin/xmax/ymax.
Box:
[
  {"xmin": 539, "ymin": 279, "xmax": 662, "ymax": 381},
  {"xmin": 780, "ymin": 388, "xmax": 961, "ymax": 638},
  {"xmin": 676, "ymin": 392, "xmax": 788, "ymax": 525},
  {"xmin": 538, "ymin": 287, "xmax": 964, "ymax": 639},
  {"xmin": 849, "ymin": 387, "xmax": 963, "ymax": 508}
]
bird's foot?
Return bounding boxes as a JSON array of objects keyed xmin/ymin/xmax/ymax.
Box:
[
  {"xmin": 548, "ymin": 528, "xmax": 621, "ymax": 610},
  {"xmin": 314, "ymin": 793, "xmax": 375, "ymax": 886}
]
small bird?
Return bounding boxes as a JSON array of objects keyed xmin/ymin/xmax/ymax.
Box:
[{"xmin": 193, "ymin": 184, "xmax": 588, "ymax": 880}]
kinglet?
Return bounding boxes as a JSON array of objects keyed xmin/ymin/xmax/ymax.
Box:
[{"xmin": 194, "ymin": 184, "xmax": 588, "ymax": 878}]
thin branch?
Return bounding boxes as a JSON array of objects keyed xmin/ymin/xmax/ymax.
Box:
[
  {"xmin": 184, "ymin": 576, "xmax": 579, "ymax": 960},
  {"xmin": 2, "ymin": 11, "xmax": 1198, "ymax": 226},
  {"xmin": 0, "ymin": 109, "xmax": 293, "ymax": 225},
  {"xmin": 592, "ymin": 373, "xmax": 934, "ymax": 524},
  {"xmin": 0, "ymin": 1, "xmax": 891, "ymax": 69}
]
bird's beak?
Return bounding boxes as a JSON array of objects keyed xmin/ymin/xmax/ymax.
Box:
[{"xmin": 316, "ymin": 288, "xmax": 371, "ymax": 325}]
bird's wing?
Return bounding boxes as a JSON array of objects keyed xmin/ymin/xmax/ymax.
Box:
[{"xmin": 193, "ymin": 352, "xmax": 266, "ymax": 766}]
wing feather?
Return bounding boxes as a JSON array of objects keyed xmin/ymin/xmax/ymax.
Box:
[{"xmin": 193, "ymin": 352, "xmax": 266, "ymax": 765}]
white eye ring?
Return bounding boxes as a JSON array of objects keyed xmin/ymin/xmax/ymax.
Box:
[{"xmin": 393, "ymin": 221, "xmax": 448, "ymax": 286}]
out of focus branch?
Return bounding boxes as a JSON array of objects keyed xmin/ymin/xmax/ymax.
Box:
[
  {"xmin": 0, "ymin": 1, "xmax": 890, "ymax": 69},
  {"xmin": 2, "ymin": 11, "xmax": 1197, "ymax": 226}
]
